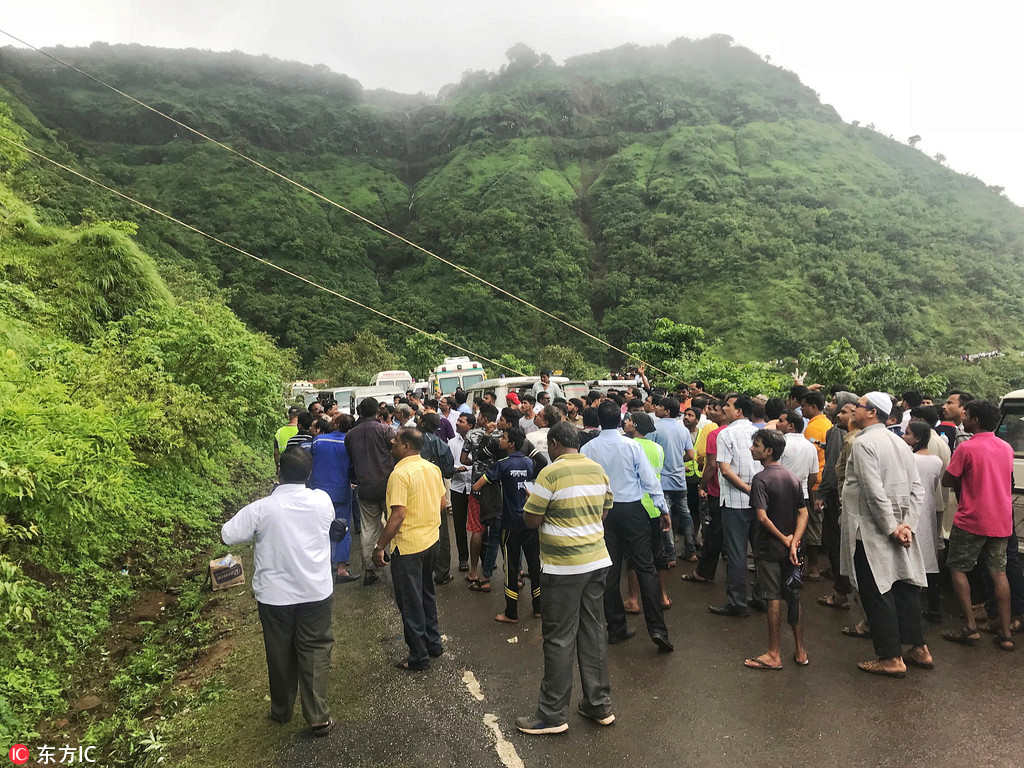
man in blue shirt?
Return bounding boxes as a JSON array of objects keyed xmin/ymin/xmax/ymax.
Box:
[
  {"xmin": 651, "ymin": 397, "xmax": 696, "ymax": 563},
  {"xmin": 474, "ymin": 428, "xmax": 537, "ymax": 622},
  {"xmin": 582, "ymin": 402, "xmax": 674, "ymax": 652}
]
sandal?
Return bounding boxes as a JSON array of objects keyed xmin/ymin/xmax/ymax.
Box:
[
  {"xmin": 469, "ymin": 580, "xmax": 491, "ymax": 592},
  {"xmin": 465, "ymin": 575, "xmax": 479, "ymax": 584},
  {"xmin": 818, "ymin": 594, "xmax": 851, "ymax": 610},
  {"xmin": 681, "ymin": 572, "xmax": 710, "ymax": 584},
  {"xmin": 842, "ymin": 624, "xmax": 872, "ymax": 639},
  {"xmin": 941, "ymin": 627, "xmax": 981, "ymax": 646},
  {"xmin": 995, "ymin": 635, "xmax": 1015, "ymax": 652},
  {"xmin": 793, "ymin": 654, "xmax": 809, "ymax": 667},
  {"xmin": 902, "ymin": 653, "xmax": 934, "ymax": 670},
  {"xmin": 857, "ymin": 659, "xmax": 906, "ymax": 678}
]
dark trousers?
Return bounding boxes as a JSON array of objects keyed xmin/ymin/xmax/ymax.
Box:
[
  {"xmin": 822, "ymin": 490, "xmax": 852, "ymax": 594},
  {"xmin": 391, "ymin": 542, "xmax": 442, "ymax": 667},
  {"xmin": 536, "ymin": 568, "xmax": 611, "ymax": 726},
  {"xmin": 502, "ymin": 527, "xmax": 541, "ymax": 619},
  {"xmin": 985, "ymin": 533, "xmax": 1024, "ymax": 618},
  {"xmin": 433, "ymin": 511, "xmax": 452, "ymax": 581},
  {"xmin": 604, "ymin": 501, "xmax": 668, "ymax": 640},
  {"xmin": 695, "ymin": 496, "xmax": 722, "ymax": 581},
  {"xmin": 722, "ymin": 505, "xmax": 755, "ymax": 609},
  {"xmin": 687, "ymin": 481, "xmax": 702, "ymax": 542},
  {"xmin": 450, "ymin": 489, "xmax": 470, "ymax": 564},
  {"xmin": 257, "ymin": 596, "xmax": 333, "ymax": 726},
  {"xmin": 853, "ymin": 540, "xmax": 925, "ymax": 658}
]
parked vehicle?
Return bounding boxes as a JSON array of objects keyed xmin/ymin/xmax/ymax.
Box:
[
  {"xmin": 304, "ymin": 386, "xmax": 357, "ymax": 414},
  {"xmin": 996, "ymin": 390, "xmax": 1024, "ymax": 541},
  {"xmin": 465, "ymin": 376, "xmax": 571, "ymax": 405},
  {"xmin": 370, "ymin": 370, "xmax": 414, "ymax": 391},
  {"xmin": 428, "ymin": 357, "xmax": 487, "ymax": 395}
]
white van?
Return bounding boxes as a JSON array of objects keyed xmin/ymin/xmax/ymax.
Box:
[
  {"xmin": 370, "ymin": 370, "xmax": 414, "ymax": 391},
  {"xmin": 996, "ymin": 390, "xmax": 1024, "ymax": 541},
  {"xmin": 304, "ymin": 387, "xmax": 357, "ymax": 414},
  {"xmin": 465, "ymin": 376, "xmax": 571, "ymax": 406},
  {"xmin": 428, "ymin": 357, "xmax": 487, "ymax": 396}
]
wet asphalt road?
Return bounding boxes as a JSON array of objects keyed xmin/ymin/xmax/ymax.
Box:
[{"xmin": 278, "ymin": 525, "xmax": 1023, "ymax": 768}]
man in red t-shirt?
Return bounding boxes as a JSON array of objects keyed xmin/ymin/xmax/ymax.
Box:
[
  {"xmin": 683, "ymin": 401, "xmax": 727, "ymax": 584},
  {"xmin": 941, "ymin": 400, "xmax": 1016, "ymax": 651}
]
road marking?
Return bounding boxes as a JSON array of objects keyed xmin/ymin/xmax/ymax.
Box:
[
  {"xmin": 462, "ymin": 670, "xmax": 485, "ymax": 701},
  {"xmin": 483, "ymin": 713, "xmax": 525, "ymax": 768}
]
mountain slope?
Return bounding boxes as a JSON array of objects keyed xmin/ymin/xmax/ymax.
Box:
[{"xmin": 1, "ymin": 37, "xmax": 1021, "ymax": 368}]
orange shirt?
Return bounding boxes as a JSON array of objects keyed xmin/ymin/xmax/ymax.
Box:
[{"xmin": 803, "ymin": 414, "xmax": 832, "ymax": 491}]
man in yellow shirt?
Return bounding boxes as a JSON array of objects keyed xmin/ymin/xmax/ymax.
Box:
[{"xmin": 372, "ymin": 427, "xmax": 447, "ymax": 671}]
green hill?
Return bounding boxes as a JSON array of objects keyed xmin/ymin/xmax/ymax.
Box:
[{"xmin": 1, "ymin": 36, "xmax": 1022, "ymax": 371}]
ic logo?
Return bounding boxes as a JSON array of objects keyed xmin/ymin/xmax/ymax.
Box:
[{"xmin": 8, "ymin": 744, "xmax": 30, "ymax": 765}]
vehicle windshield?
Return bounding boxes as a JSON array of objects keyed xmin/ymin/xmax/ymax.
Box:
[
  {"xmin": 463, "ymin": 373, "xmax": 484, "ymax": 388},
  {"xmin": 996, "ymin": 406, "xmax": 1024, "ymax": 456},
  {"xmin": 439, "ymin": 375, "xmax": 461, "ymax": 393}
]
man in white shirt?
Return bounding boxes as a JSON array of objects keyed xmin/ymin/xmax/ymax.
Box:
[
  {"xmin": 532, "ymin": 371, "xmax": 565, "ymax": 401},
  {"xmin": 527, "ymin": 406, "xmax": 562, "ymax": 456},
  {"xmin": 221, "ymin": 447, "xmax": 338, "ymax": 736},
  {"xmin": 449, "ymin": 414, "xmax": 473, "ymax": 571},
  {"xmin": 775, "ymin": 409, "xmax": 820, "ymax": 502}
]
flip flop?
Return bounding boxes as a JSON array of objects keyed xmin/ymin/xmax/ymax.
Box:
[
  {"xmin": 681, "ymin": 572, "xmax": 710, "ymax": 584},
  {"xmin": 464, "ymin": 575, "xmax": 479, "ymax": 584},
  {"xmin": 817, "ymin": 594, "xmax": 851, "ymax": 610},
  {"xmin": 469, "ymin": 581, "xmax": 491, "ymax": 592},
  {"xmin": 842, "ymin": 625, "xmax": 872, "ymax": 639},
  {"xmin": 793, "ymin": 654, "xmax": 809, "ymax": 666},
  {"xmin": 744, "ymin": 657, "xmax": 783, "ymax": 670},
  {"xmin": 858, "ymin": 660, "xmax": 906, "ymax": 678}
]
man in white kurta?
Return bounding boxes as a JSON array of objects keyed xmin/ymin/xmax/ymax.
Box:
[{"xmin": 841, "ymin": 392, "xmax": 932, "ymax": 678}]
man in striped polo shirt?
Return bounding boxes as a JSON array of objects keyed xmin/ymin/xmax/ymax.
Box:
[{"xmin": 516, "ymin": 422, "xmax": 615, "ymax": 735}]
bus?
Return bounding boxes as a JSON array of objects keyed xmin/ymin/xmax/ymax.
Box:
[{"xmin": 428, "ymin": 357, "xmax": 486, "ymax": 395}]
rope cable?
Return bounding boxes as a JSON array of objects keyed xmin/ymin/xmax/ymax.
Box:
[
  {"xmin": 0, "ymin": 134, "xmax": 525, "ymax": 377},
  {"xmin": 0, "ymin": 29, "xmax": 676, "ymax": 382}
]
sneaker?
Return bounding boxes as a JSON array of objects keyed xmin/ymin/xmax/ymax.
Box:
[
  {"xmin": 576, "ymin": 704, "xmax": 615, "ymax": 726},
  {"xmin": 515, "ymin": 716, "xmax": 568, "ymax": 735}
]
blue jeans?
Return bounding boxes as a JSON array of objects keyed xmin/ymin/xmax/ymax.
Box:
[
  {"xmin": 482, "ymin": 518, "xmax": 502, "ymax": 579},
  {"xmin": 665, "ymin": 489, "xmax": 695, "ymax": 558}
]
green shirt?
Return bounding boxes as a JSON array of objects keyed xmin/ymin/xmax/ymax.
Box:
[
  {"xmin": 275, "ymin": 425, "xmax": 299, "ymax": 452},
  {"xmin": 636, "ymin": 437, "xmax": 665, "ymax": 519},
  {"xmin": 524, "ymin": 453, "xmax": 613, "ymax": 575}
]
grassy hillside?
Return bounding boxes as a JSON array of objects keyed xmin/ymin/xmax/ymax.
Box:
[
  {"xmin": 1, "ymin": 37, "xmax": 1021, "ymax": 372},
  {"xmin": 0, "ymin": 93, "xmax": 290, "ymax": 746}
]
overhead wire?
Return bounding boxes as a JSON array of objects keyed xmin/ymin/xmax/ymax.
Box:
[
  {"xmin": 0, "ymin": 134, "xmax": 526, "ymax": 377},
  {"xmin": 0, "ymin": 29, "xmax": 678, "ymax": 382}
]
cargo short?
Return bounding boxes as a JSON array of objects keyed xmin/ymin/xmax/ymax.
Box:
[{"xmin": 946, "ymin": 525, "xmax": 1008, "ymax": 573}]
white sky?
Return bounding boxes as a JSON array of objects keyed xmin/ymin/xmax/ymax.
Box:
[{"xmin": 3, "ymin": 1, "xmax": 1024, "ymax": 205}]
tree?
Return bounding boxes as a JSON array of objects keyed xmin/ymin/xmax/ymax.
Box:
[
  {"xmin": 505, "ymin": 43, "xmax": 540, "ymax": 70},
  {"xmin": 934, "ymin": 152, "xmax": 946, "ymax": 164},
  {"xmin": 314, "ymin": 331, "xmax": 398, "ymax": 386},
  {"xmin": 908, "ymin": 134, "xmax": 922, "ymax": 148},
  {"xmin": 402, "ymin": 332, "xmax": 450, "ymax": 380}
]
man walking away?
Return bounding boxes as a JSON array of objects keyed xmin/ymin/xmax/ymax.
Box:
[
  {"xmin": 274, "ymin": 405, "xmax": 302, "ymax": 468},
  {"xmin": 345, "ymin": 397, "xmax": 395, "ymax": 586},
  {"xmin": 841, "ymin": 393, "xmax": 932, "ymax": 677},
  {"xmin": 516, "ymin": 423, "xmax": 614, "ymax": 735},
  {"xmin": 582, "ymin": 401, "xmax": 674, "ymax": 652},
  {"xmin": 373, "ymin": 428, "xmax": 447, "ymax": 670},
  {"xmin": 221, "ymin": 448, "xmax": 338, "ymax": 736},
  {"xmin": 449, "ymin": 413, "xmax": 473, "ymax": 572},
  {"xmin": 744, "ymin": 430, "xmax": 809, "ymax": 670},
  {"xmin": 941, "ymin": 400, "xmax": 1017, "ymax": 651},
  {"xmin": 651, "ymin": 397, "xmax": 697, "ymax": 563}
]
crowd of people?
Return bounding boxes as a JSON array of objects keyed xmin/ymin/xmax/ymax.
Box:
[{"xmin": 226, "ymin": 374, "xmax": 1020, "ymax": 737}]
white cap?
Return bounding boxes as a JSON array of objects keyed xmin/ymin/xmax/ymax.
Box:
[{"xmin": 864, "ymin": 391, "xmax": 892, "ymax": 417}]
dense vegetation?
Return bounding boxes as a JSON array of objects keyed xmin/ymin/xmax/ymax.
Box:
[
  {"xmin": 1, "ymin": 37, "xmax": 1021, "ymax": 382},
  {"xmin": 0, "ymin": 92, "xmax": 289, "ymax": 749}
]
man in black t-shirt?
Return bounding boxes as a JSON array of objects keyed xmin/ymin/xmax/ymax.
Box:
[{"xmin": 744, "ymin": 429, "xmax": 809, "ymax": 671}]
